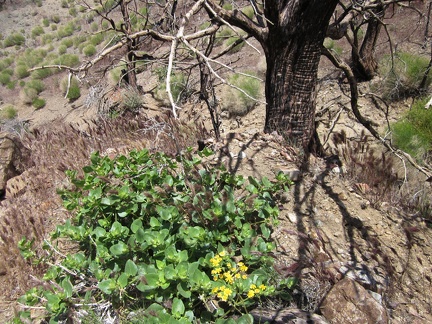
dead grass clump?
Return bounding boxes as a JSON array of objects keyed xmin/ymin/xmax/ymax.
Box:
[{"xmin": 331, "ymin": 130, "xmax": 399, "ymax": 206}]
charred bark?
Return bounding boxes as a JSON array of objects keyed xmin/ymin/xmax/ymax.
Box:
[
  {"xmin": 263, "ymin": 0, "xmax": 338, "ymax": 153},
  {"xmin": 351, "ymin": 6, "xmax": 384, "ymax": 81}
]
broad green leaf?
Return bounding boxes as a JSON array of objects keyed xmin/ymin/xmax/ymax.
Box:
[
  {"xmin": 172, "ymin": 298, "xmax": 185, "ymax": 316},
  {"xmin": 149, "ymin": 217, "xmax": 161, "ymax": 228},
  {"xmin": 135, "ymin": 228, "xmax": 145, "ymax": 243},
  {"xmin": 61, "ymin": 278, "xmax": 73, "ymax": 299},
  {"xmin": 260, "ymin": 223, "xmax": 271, "ymax": 239},
  {"xmin": 110, "ymin": 241, "xmax": 128, "ymax": 255},
  {"xmin": 118, "ymin": 273, "xmax": 129, "ymax": 289},
  {"xmin": 164, "ymin": 264, "xmax": 176, "ymax": 280},
  {"xmin": 98, "ymin": 279, "xmax": 116, "ymax": 294},
  {"xmin": 131, "ymin": 219, "xmax": 143, "ymax": 233},
  {"xmin": 177, "ymin": 282, "xmax": 191, "ymax": 298},
  {"xmin": 125, "ymin": 259, "xmax": 138, "ymax": 276}
]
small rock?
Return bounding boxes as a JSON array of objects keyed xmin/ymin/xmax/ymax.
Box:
[
  {"xmin": 287, "ymin": 212, "xmax": 298, "ymax": 223},
  {"xmin": 320, "ymin": 278, "xmax": 388, "ymax": 324},
  {"xmin": 237, "ymin": 151, "xmax": 247, "ymax": 159}
]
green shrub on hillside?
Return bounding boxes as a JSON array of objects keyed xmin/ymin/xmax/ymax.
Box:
[
  {"xmin": 0, "ymin": 105, "xmax": 17, "ymax": 120},
  {"xmin": 53, "ymin": 53, "xmax": 80, "ymax": 67},
  {"xmin": 15, "ymin": 64, "xmax": 30, "ymax": 79},
  {"xmin": 379, "ymin": 52, "xmax": 432, "ymax": 100},
  {"xmin": 83, "ymin": 44, "xmax": 97, "ymax": 57},
  {"xmin": 31, "ymin": 26, "xmax": 45, "ymax": 38},
  {"xmin": 221, "ymin": 72, "xmax": 263, "ymax": 117},
  {"xmin": 32, "ymin": 97, "xmax": 46, "ymax": 109},
  {"xmin": 0, "ymin": 72, "xmax": 11, "ymax": 85},
  {"xmin": 392, "ymin": 97, "xmax": 432, "ymax": 163},
  {"xmin": 26, "ymin": 79, "xmax": 45, "ymax": 94},
  {"xmin": 3, "ymin": 32, "xmax": 25, "ymax": 47},
  {"xmin": 61, "ymin": 76, "xmax": 81, "ymax": 101},
  {"xmin": 16, "ymin": 148, "xmax": 294, "ymax": 323}
]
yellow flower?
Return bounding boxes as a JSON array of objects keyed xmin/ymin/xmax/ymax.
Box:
[
  {"xmin": 239, "ymin": 263, "xmax": 248, "ymax": 272},
  {"xmin": 212, "ymin": 287, "xmax": 219, "ymax": 294},
  {"xmin": 218, "ymin": 250, "xmax": 227, "ymax": 257},
  {"xmin": 234, "ymin": 273, "xmax": 241, "ymax": 279},
  {"xmin": 259, "ymin": 284, "xmax": 266, "ymax": 291},
  {"xmin": 213, "ymin": 276, "xmax": 218, "ymax": 281},
  {"xmin": 247, "ymin": 290, "xmax": 255, "ymax": 298},
  {"xmin": 242, "ymin": 274, "xmax": 247, "ymax": 280},
  {"xmin": 211, "ymin": 267, "xmax": 222, "ymax": 275},
  {"xmin": 250, "ymin": 284, "xmax": 257, "ymax": 290},
  {"xmin": 254, "ymin": 288, "xmax": 260, "ymax": 294},
  {"xmin": 224, "ymin": 272, "xmax": 234, "ymax": 284},
  {"xmin": 210, "ymin": 255, "xmax": 222, "ymax": 267}
]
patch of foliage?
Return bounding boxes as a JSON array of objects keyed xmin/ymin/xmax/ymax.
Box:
[
  {"xmin": 0, "ymin": 104, "xmax": 17, "ymax": 119},
  {"xmin": 221, "ymin": 72, "xmax": 262, "ymax": 117},
  {"xmin": 392, "ymin": 97, "xmax": 432, "ymax": 163},
  {"xmin": 83, "ymin": 44, "xmax": 96, "ymax": 57},
  {"xmin": 32, "ymin": 97, "xmax": 46, "ymax": 110},
  {"xmin": 17, "ymin": 148, "xmax": 294, "ymax": 323},
  {"xmin": 3, "ymin": 32, "xmax": 25, "ymax": 47},
  {"xmin": 379, "ymin": 52, "xmax": 432, "ymax": 100}
]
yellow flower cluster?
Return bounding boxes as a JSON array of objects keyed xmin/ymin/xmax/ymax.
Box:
[
  {"xmin": 211, "ymin": 286, "xmax": 233, "ymax": 302},
  {"xmin": 209, "ymin": 251, "xmax": 248, "ymax": 284},
  {"xmin": 246, "ymin": 283, "xmax": 267, "ymax": 298}
]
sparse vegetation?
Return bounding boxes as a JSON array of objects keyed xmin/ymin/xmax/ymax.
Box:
[
  {"xmin": 3, "ymin": 32, "xmax": 25, "ymax": 47},
  {"xmin": 32, "ymin": 97, "xmax": 46, "ymax": 109},
  {"xmin": 221, "ymin": 72, "xmax": 262, "ymax": 117},
  {"xmin": 379, "ymin": 52, "xmax": 432, "ymax": 100},
  {"xmin": 31, "ymin": 26, "xmax": 45, "ymax": 38},
  {"xmin": 83, "ymin": 44, "xmax": 96, "ymax": 57},
  {"xmin": 0, "ymin": 105, "xmax": 17, "ymax": 120},
  {"xmin": 392, "ymin": 97, "xmax": 432, "ymax": 163},
  {"xmin": 61, "ymin": 76, "xmax": 81, "ymax": 101}
]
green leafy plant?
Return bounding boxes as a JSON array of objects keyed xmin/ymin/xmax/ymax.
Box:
[
  {"xmin": 31, "ymin": 26, "xmax": 45, "ymax": 39},
  {"xmin": 392, "ymin": 97, "xmax": 432, "ymax": 163},
  {"xmin": 15, "ymin": 64, "xmax": 30, "ymax": 79},
  {"xmin": 17, "ymin": 148, "xmax": 294, "ymax": 323}
]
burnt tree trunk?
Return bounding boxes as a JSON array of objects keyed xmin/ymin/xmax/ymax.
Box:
[
  {"xmin": 262, "ymin": 0, "xmax": 338, "ymax": 151},
  {"xmin": 351, "ymin": 6, "xmax": 384, "ymax": 81},
  {"xmin": 120, "ymin": 0, "xmax": 138, "ymax": 89}
]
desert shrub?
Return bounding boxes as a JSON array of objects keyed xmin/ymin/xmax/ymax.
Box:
[
  {"xmin": 155, "ymin": 68, "xmax": 190, "ymax": 104},
  {"xmin": 242, "ymin": 6, "xmax": 255, "ymax": 19},
  {"xmin": 32, "ymin": 97, "xmax": 46, "ymax": 109},
  {"xmin": 83, "ymin": 44, "xmax": 97, "ymax": 57},
  {"xmin": 73, "ymin": 35, "xmax": 87, "ymax": 48},
  {"xmin": 90, "ymin": 33, "xmax": 104, "ymax": 46},
  {"xmin": 31, "ymin": 26, "xmax": 45, "ymax": 38},
  {"xmin": 61, "ymin": 38, "xmax": 74, "ymax": 48},
  {"xmin": 41, "ymin": 33, "xmax": 53, "ymax": 45},
  {"xmin": 42, "ymin": 18, "xmax": 50, "ymax": 27},
  {"xmin": 15, "ymin": 64, "xmax": 30, "ymax": 79},
  {"xmin": 61, "ymin": 76, "xmax": 81, "ymax": 101},
  {"xmin": 58, "ymin": 44, "xmax": 67, "ymax": 55},
  {"xmin": 324, "ymin": 38, "xmax": 343, "ymax": 56},
  {"xmin": 224, "ymin": 36, "xmax": 245, "ymax": 53},
  {"xmin": 379, "ymin": 52, "xmax": 432, "ymax": 100},
  {"xmin": 31, "ymin": 67, "xmax": 53, "ymax": 80},
  {"xmin": 20, "ymin": 87, "xmax": 38, "ymax": 104},
  {"xmin": 221, "ymin": 72, "xmax": 262, "ymax": 117},
  {"xmin": 16, "ymin": 148, "xmax": 294, "ymax": 323},
  {"xmin": 60, "ymin": 0, "xmax": 68, "ymax": 8},
  {"xmin": 3, "ymin": 32, "xmax": 25, "ymax": 47},
  {"xmin": 51, "ymin": 15, "xmax": 61, "ymax": 23},
  {"xmin": 0, "ymin": 71, "xmax": 11, "ymax": 85},
  {"xmin": 26, "ymin": 79, "xmax": 45, "ymax": 94},
  {"xmin": 53, "ymin": 53, "xmax": 80, "ymax": 67},
  {"xmin": 91, "ymin": 22, "xmax": 99, "ymax": 32},
  {"xmin": 122, "ymin": 87, "xmax": 143, "ymax": 113},
  {"xmin": 392, "ymin": 97, "xmax": 432, "ymax": 163},
  {"xmin": 0, "ymin": 105, "xmax": 17, "ymax": 119},
  {"xmin": 69, "ymin": 6, "xmax": 77, "ymax": 17}
]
